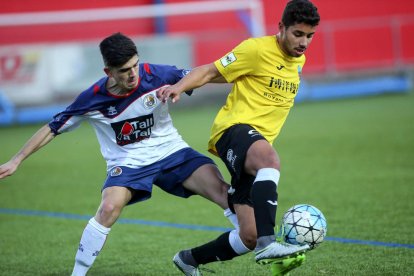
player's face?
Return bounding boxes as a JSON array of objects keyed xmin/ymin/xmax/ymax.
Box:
[
  {"xmin": 278, "ymin": 22, "xmax": 317, "ymax": 57},
  {"xmin": 107, "ymin": 55, "xmax": 140, "ymax": 92}
]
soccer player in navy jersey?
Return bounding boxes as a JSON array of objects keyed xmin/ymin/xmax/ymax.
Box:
[
  {"xmin": 158, "ymin": 0, "xmax": 320, "ymax": 275},
  {"xmin": 0, "ymin": 32, "xmax": 239, "ymax": 276}
]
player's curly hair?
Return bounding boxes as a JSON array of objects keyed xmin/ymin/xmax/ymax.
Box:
[
  {"xmin": 282, "ymin": 0, "xmax": 320, "ymax": 27},
  {"xmin": 99, "ymin": 32, "xmax": 138, "ymax": 68}
]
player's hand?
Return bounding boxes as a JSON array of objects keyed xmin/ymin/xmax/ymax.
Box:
[
  {"xmin": 0, "ymin": 160, "xmax": 18, "ymax": 180},
  {"xmin": 156, "ymin": 85, "xmax": 183, "ymax": 104}
]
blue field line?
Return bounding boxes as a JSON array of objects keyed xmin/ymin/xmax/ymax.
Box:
[
  {"xmin": 0, "ymin": 208, "xmax": 231, "ymax": 232},
  {"xmin": 324, "ymin": 236, "xmax": 414, "ymax": 249},
  {"xmin": 1, "ymin": 208, "xmax": 413, "ymax": 250}
]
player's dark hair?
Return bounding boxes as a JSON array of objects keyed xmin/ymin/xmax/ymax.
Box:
[
  {"xmin": 282, "ymin": 0, "xmax": 320, "ymax": 28},
  {"xmin": 99, "ymin": 32, "xmax": 138, "ymax": 68}
]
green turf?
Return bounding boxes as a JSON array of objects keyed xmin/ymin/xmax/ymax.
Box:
[{"xmin": 0, "ymin": 92, "xmax": 413, "ymax": 275}]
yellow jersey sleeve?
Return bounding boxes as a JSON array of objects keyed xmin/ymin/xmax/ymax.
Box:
[
  {"xmin": 208, "ymin": 36, "xmax": 306, "ymax": 156},
  {"xmin": 214, "ymin": 38, "xmax": 258, "ymax": 83}
]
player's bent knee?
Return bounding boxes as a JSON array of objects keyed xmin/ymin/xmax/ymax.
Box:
[
  {"xmin": 246, "ymin": 141, "xmax": 280, "ymax": 170},
  {"xmin": 97, "ymin": 201, "xmax": 123, "ymax": 223},
  {"xmin": 220, "ymin": 182, "xmax": 230, "ymax": 196}
]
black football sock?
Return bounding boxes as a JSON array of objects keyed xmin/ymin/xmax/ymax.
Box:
[
  {"xmin": 191, "ymin": 231, "xmax": 239, "ymax": 264},
  {"xmin": 251, "ymin": 180, "xmax": 278, "ymax": 239}
]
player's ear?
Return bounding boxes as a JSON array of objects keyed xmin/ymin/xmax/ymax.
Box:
[
  {"xmin": 278, "ymin": 22, "xmax": 284, "ymax": 33},
  {"xmin": 104, "ymin": 67, "xmax": 112, "ymax": 77}
]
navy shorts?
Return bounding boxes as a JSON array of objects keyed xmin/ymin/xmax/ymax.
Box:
[
  {"xmin": 215, "ymin": 124, "xmax": 266, "ymax": 208},
  {"xmin": 103, "ymin": 147, "xmax": 215, "ymax": 205}
]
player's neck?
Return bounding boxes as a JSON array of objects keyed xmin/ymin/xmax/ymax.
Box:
[
  {"xmin": 275, "ymin": 34, "xmax": 293, "ymax": 59},
  {"xmin": 106, "ymin": 78, "xmax": 129, "ymax": 96},
  {"xmin": 275, "ymin": 34, "xmax": 286, "ymax": 55}
]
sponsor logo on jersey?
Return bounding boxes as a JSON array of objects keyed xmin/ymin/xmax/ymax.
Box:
[
  {"xmin": 267, "ymin": 200, "xmax": 278, "ymax": 206},
  {"xmin": 143, "ymin": 94, "xmax": 157, "ymax": 109},
  {"xmin": 262, "ymin": 92, "xmax": 286, "ymax": 103},
  {"xmin": 107, "ymin": 106, "xmax": 118, "ymax": 116},
  {"xmin": 111, "ymin": 114, "xmax": 154, "ymax": 146},
  {"xmin": 220, "ymin": 52, "xmax": 237, "ymax": 67},
  {"xmin": 110, "ymin": 166, "xmax": 123, "ymax": 177},
  {"xmin": 276, "ymin": 64, "xmax": 285, "ymax": 70},
  {"xmin": 268, "ymin": 77, "xmax": 299, "ymax": 94},
  {"xmin": 182, "ymin": 69, "xmax": 190, "ymax": 76}
]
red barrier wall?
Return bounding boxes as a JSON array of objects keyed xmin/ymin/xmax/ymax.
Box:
[
  {"xmin": 1, "ymin": 0, "xmax": 414, "ymax": 73},
  {"xmin": 264, "ymin": 0, "xmax": 414, "ymax": 72}
]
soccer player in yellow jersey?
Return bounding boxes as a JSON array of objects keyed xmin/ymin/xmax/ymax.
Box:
[{"xmin": 158, "ymin": 0, "xmax": 320, "ymax": 274}]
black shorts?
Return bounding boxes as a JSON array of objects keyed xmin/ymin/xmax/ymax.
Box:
[{"xmin": 215, "ymin": 124, "xmax": 266, "ymax": 208}]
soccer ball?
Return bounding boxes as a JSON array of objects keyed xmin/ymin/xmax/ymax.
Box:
[{"xmin": 280, "ymin": 204, "xmax": 327, "ymax": 249}]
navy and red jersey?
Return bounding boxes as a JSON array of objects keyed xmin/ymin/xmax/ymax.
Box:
[{"xmin": 49, "ymin": 63, "xmax": 192, "ymax": 170}]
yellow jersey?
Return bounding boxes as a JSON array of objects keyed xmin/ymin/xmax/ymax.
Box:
[{"xmin": 208, "ymin": 35, "xmax": 306, "ymax": 156}]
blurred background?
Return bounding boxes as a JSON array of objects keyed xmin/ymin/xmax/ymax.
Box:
[{"xmin": 0, "ymin": 0, "xmax": 413, "ymax": 125}]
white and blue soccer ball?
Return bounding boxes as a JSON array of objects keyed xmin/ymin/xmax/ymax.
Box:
[{"xmin": 280, "ymin": 204, "xmax": 327, "ymax": 249}]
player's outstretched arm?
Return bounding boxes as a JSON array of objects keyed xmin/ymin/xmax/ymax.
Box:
[
  {"xmin": 157, "ymin": 63, "xmax": 223, "ymax": 103},
  {"xmin": 0, "ymin": 124, "xmax": 55, "ymax": 180}
]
